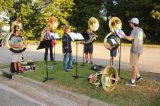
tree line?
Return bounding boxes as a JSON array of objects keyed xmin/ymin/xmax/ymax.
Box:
[{"xmin": 0, "ymin": 0, "xmax": 159, "ymax": 43}]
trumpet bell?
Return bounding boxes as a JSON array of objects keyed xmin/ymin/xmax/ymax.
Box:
[
  {"xmin": 101, "ymin": 66, "xmax": 119, "ymax": 92},
  {"xmin": 109, "ymin": 17, "xmax": 122, "ymax": 32},
  {"xmin": 88, "ymin": 17, "xmax": 99, "ymax": 31}
]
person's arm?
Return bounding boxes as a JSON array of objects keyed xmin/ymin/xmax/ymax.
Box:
[{"xmin": 124, "ymin": 35, "xmax": 134, "ymax": 41}]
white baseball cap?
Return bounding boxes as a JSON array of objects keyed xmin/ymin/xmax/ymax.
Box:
[{"xmin": 128, "ymin": 18, "xmax": 139, "ymax": 24}]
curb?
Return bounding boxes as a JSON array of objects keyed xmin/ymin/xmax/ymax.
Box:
[{"xmin": 16, "ymin": 75, "xmax": 113, "ymax": 106}]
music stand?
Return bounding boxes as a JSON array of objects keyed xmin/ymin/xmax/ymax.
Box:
[
  {"xmin": 42, "ymin": 40, "xmax": 53, "ymax": 82},
  {"xmin": 69, "ymin": 32, "xmax": 84, "ymax": 79},
  {"xmin": 114, "ymin": 29, "xmax": 125, "ymax": 77}
]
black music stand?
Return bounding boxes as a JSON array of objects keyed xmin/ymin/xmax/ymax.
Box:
[
  {"xmin": 114, "ymin": 29, "xmax": 125, "ymax": 77},
  {"xmin": 37, "ymin": 40, "xmax": 53, "ymax": 82},
  {"xmin": 69, "ymin": 32, "xmax": 84, "ymax": 80},
  {"xmin": 43, "ymin": 40, "xmax": 53, "ymax": 82}
]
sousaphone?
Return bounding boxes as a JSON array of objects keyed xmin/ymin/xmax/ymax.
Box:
[
  {"xmin": 104, "ymin": 17, "xmax": 122, "ymax": 50},
  {"xmin": 87, "ymin": 17, "xmax": 99, "ymax": 43},
  {"xmin": 5, "ymin": 18, "xmax": 27, "ymax": 53},
  {"xmin": 37, "ymin": 16, "xmax": 58, "ymax": 50}
]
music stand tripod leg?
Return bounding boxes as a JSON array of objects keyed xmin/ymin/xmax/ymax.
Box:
[
  {"xmin": 43, "ymin": 45, "xmax": 53, "ymax": 82},
  {"xmin": 73, "ymin": 41, "xmax": 83, "ymax": 79}
]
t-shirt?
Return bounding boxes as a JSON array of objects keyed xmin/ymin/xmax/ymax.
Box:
[
  {"xmin": 130, "ymin": 27, "xmax": 146, "ymax": 55},
  {"xmin": 10, "ymin": 36, "xmax": 23, "ymax": 51}
]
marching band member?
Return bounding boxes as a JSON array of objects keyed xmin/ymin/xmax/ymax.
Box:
[
  {"xmin": 122, "ymin": 18, "xmax": 146, "ymax": 86},
  {"xmin": 41, "ymin": 27, "xmax": 54, "ymax": 61},
  {"xmin": 10, "ymin": 30, "xmax": 23, "ymax": 73},
  {"xmin": 82, "ymin": 28, "xmax": 94, "ymax": 64},
  {"xmin": 108, "ymin": 32, "xmax": 119, "ymax": 66},
  {"xmin": 62, "ymin": 26, "xmax": 73, "ymax": 72}
]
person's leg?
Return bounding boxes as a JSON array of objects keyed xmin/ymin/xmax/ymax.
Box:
[
  {"xmin": 110, "ymin": 49, "xmax": 117, "ymax": 66},
  {"xmin": 89, "ymin": 53, "xmax": 93, "ymax": 64},
  {"xmin": 63, "ymin": 53, "xmax": 69, "ymax": 71},
  {"xmin": 85, "ymin": 53, "xmax": 88, "ymax": 63},
  {"xmin": 131, "ymin": 66, "xmax": 139, "ymax": 83},
  {"xmin": 126, "ymin": 53, "xmax": 139, "ymax": 86},
  {"xmin": 89, "ymin": 45, "xmax": 93, "ymax": 64},
  {"xmin": 49, "ymin": 44, "xmax": 53, "ymax": 61},
  {"xmin": 68, "ymin": 53, "xmax": 73, "ymax": 68},
  {"xmin": 110, "ymin": 56, "xmax": 114, "ymax": 65},
  {"xmin": 13, "ymin": 62, "xmax": 18, "ymax": 71},
  {"xmin": 12, "ymin": 54, "xmax": 18, "ymax": 72}
]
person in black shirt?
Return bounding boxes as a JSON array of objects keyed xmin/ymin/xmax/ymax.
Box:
[
  {"xmin": 62, "ymin": 26, "xmax": 73, "ymax": 72},
  {"xmin": 41, "ymin": 27, "xmax": 54, "ymax": 61},
  {"xmin": 82, "ymin": 28, "xmax": 94, "ymax": 64}
]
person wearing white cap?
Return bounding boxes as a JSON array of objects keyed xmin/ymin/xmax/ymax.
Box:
[{"xmin": 122, "ymin": 17, "xmax": 146, "ymax": 86}]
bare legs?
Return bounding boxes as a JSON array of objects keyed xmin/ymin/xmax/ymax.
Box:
[{"xmin": 85, "ymin": 53, "xmax": 93, "ymax": 64}]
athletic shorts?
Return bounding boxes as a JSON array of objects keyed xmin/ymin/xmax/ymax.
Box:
[
  {"xmin": 110, "ymin": 48, "xmax": 117, "ymax": 57},
  {"xmin": 130, "ymin": 52, "xmax": 140, "ymax": 66},
  {"xmin": 84, "ymin": 45, "xmax": 93, "ymax": 54},
  {"xmin": 12, "ymin": 53, "xmax": 22, "ymax": 62}
]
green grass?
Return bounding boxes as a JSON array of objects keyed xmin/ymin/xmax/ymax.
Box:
[{"xmin": 22, "ymin": 61, "xmax": 160, "ymax": 106}]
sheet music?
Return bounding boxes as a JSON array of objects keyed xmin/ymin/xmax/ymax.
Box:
[
  {"xmin": 111, "ymin": 39, "xmax": 117, "ymax": 45},
  {"xmin": 50, "ymin": 32, "xmax": 60, "ymax": 39},
  {"xmin": 114, "ymin": 29, "xmax": 125, "ymax": 38},
  {"xmin": 68, "ymin": 32, "xmax": 84, "ymax": 41},
  {"xmin": 54, "ymin": 33, "xmax": 60, "ymax": 39}
]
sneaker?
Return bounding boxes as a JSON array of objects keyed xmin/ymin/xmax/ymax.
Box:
[
  {"xmin": 64, "ymin": 69, "xmax": 69, "ymax": 72},
  {"xmin": 85, "ymin": 61, "xmax": 88, "ymax": 64},
  {"xmin": 68, "ymin": 67, "xmax": 74, "ymax": 69},
  {"xmin": 90, "ymin": 61, "xmax": 93, "ymax": 64},
  {"xmin": 136, "ymin": 76, "xmax": 143, "ymax": 82},
  {"xmin": 125, "ymin": 80, "xmax": 136, "ymax": 86}
]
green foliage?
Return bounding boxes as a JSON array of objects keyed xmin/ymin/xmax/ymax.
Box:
[
  {"xmin": 0, "ymin": 0, "xmax": 74, "ymax": 38},
  {"xmin": 0, "ymin": 0, "xmax": 160, "ymax": 43}
]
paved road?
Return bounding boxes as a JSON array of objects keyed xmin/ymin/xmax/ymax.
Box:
[{"xmin": 0, "ymin": 43, "xmax": 160, "ymax": 73}]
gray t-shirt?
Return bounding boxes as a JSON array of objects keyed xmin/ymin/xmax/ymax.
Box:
[
  {"xmin": 130, "ymin": 27, "xmax": 146, "ymax": 55},
  {"xmin": 10, "ymin": 36, "xmax": 23, "ymax": 51}
]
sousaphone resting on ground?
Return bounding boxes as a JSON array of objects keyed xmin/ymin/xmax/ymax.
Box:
[{"xmin": 89, "ymin": 17, "xmax": 122, "ymax": 92}]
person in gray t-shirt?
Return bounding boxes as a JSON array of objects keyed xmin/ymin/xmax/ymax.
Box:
[
  {"xmin": 10, "ymin": 30, "xmax": 23, "ymax": 73},
  {"xmin": 123, "ymin": 18, "xmax": 146, "ymax": 86}
]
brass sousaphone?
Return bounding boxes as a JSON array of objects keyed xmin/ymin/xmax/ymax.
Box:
[
  {"xmin": 5, "ymin": 18, "xmax": 27, "ymax": 53},
  {"xmin": 102, "ymin": 17, "xmax": 122, "ymax": 92},
  {"xmin": 37, "ymin": 16, "xmax": 58, "ymax": 49},
  {"xmin": 104, "ymin": 17, "xmax": 122, "ymax": 50},
  {"xmin": 87, "ymin": 17, "xmax": 99, "ymax": 43},
  {"xmin": 88, "ymin": 17, "xmax": 119, "ymax": 92}
]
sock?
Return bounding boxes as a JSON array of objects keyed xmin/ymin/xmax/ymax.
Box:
[
  {"xmin": 137, "ymin": 73, "xmax": 141, "ymax": 78},
  {"xmin": 131, "ymin": 79, "xmax": 135, "ymax": 83}
]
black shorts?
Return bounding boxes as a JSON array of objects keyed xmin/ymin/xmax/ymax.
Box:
[
  {"xmin": 84, "ymin": 45, "xmax": 93, "ymax": 54},
  {"xmin": 110, "ymin": 48, "xmax": 117, "ymax": 57}
]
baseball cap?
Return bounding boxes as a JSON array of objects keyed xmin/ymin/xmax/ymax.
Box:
[{"xmin": 128, "ymin": 18, "xmax": 139, "ymax": 24}]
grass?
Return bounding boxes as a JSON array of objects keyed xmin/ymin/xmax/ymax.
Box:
[{"xmin": 22, "ymin": 61, "xmax": 160, "ymax": 106}]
